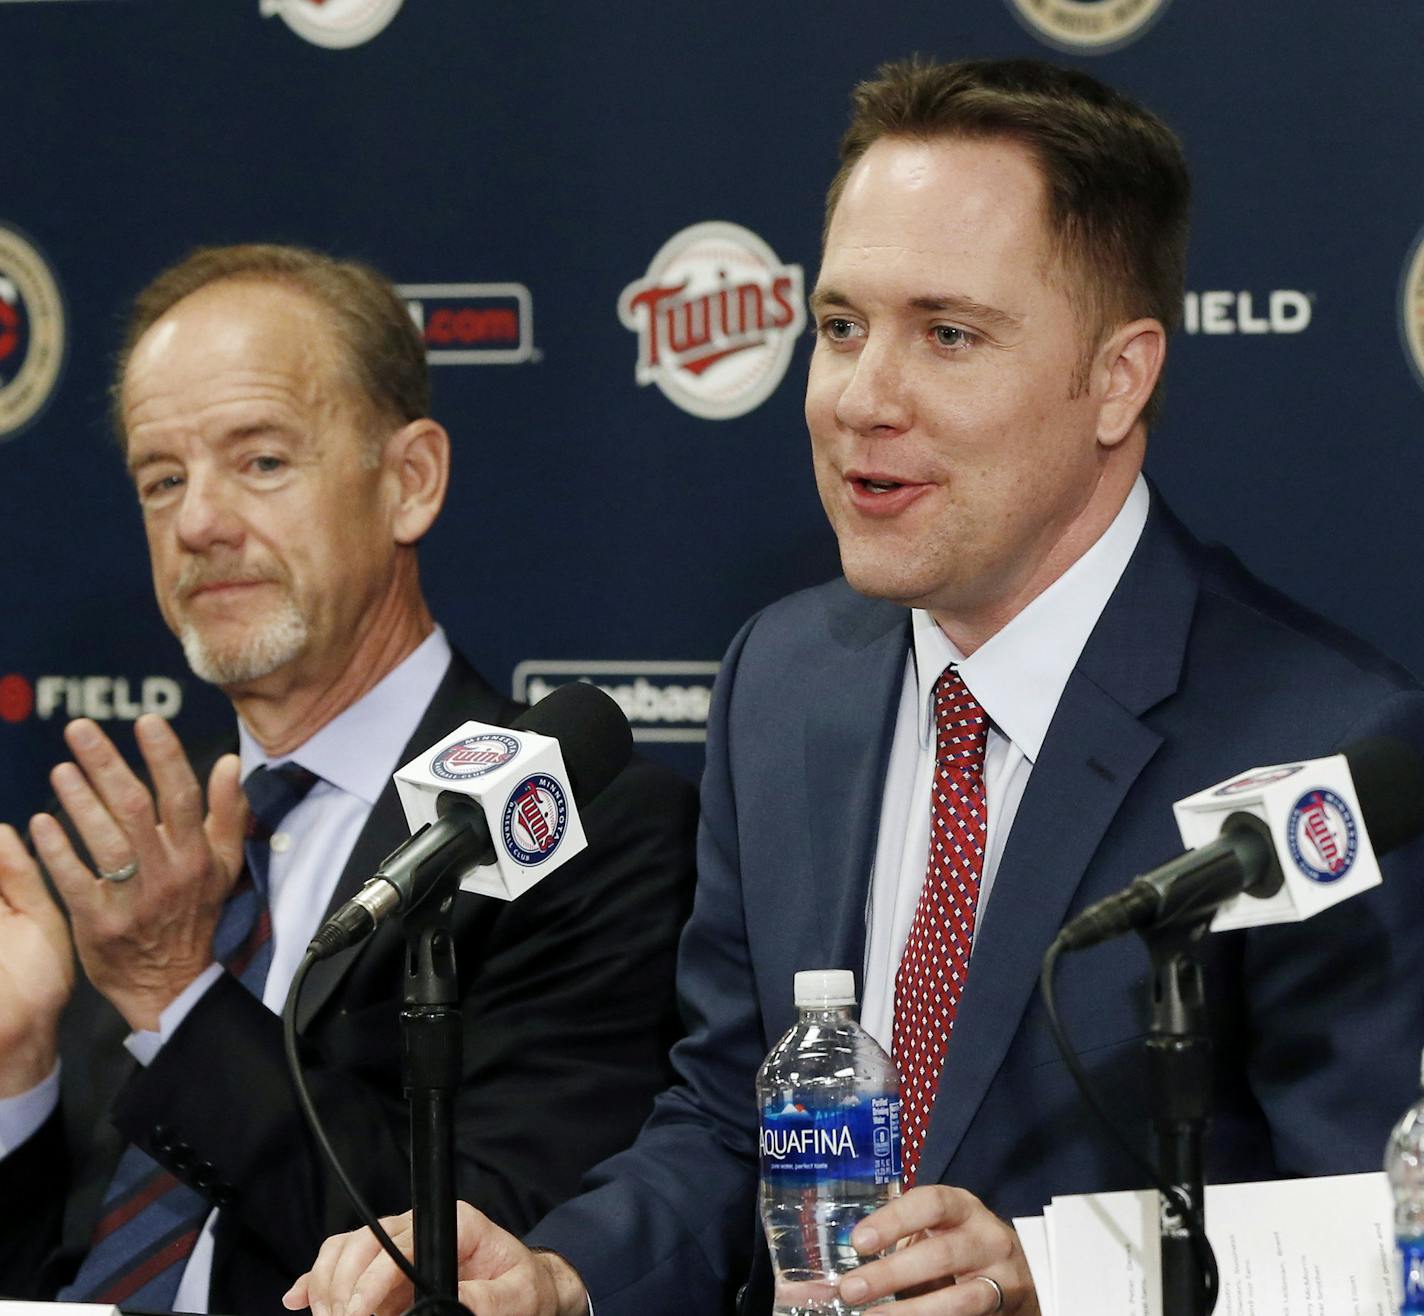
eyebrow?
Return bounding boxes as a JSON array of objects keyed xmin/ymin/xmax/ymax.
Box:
[
  {"xmin": 125, "ymin": 419, "xmax": 298, "ymax": 477},
  {"xmin": 810, "ymin": 287, "xmax": 1024, "ymax": 334}
]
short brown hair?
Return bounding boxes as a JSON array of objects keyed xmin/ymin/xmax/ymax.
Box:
[
  {"xmin": 826, "ymin": 57, "xmax": 1190, "ymax": 425},
  {"xmin": 113, "ymin": 242, "xmax": 429, "ymax": 445}
]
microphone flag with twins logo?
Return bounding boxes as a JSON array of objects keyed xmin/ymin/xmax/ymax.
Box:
[
  {"xmin": 1172, "ymin": 738, "xmax": 1424, "ymax": 932},
  {"xmin": 393, "ymin": 683, "xmax": 629, "ymax": 901}
]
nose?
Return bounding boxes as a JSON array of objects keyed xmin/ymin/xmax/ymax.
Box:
[
  {"xmin": 833, "ymin": 336, "xmax": 912, "ymax": 437},
  {"xmin": 173, "ymin": 467, "xmax": 245, "ymax": 554}
]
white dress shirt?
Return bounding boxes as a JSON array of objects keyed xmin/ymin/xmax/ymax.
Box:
[
  {"xmin": 0, "ymin": 626, "xmax": 452, "ymax": 1311},
  {"xmin": 860, "ymin": 477, "xmax": 1150, "ymax": 1051}
]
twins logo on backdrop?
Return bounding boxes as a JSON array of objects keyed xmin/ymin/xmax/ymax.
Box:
[
  {"xmin": 399, "ymin": 284, "xmax": 538, "ymax": 365},
  {"xmin": 619, "ymin": 222, "xmax": 805, "ymax": 421},
  {"xmin": 0, "ymin": 223, "xmax": 65, "ymax": 443},
  {"xmin": 1007, "ymin": 0, "xmax": 1170, "ymax": 52},
  {"xmin": 260, "ymin": 0, "xmax": 403, "ymax": 49},
  {"xmin": 1399, "ymin": 226, "xmax": 1424, "ymax": 395}
]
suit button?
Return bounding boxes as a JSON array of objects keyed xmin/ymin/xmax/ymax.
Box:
[
  {"xmin": 210, "ymin": 1184, "xmax": 235, "ymax": 1207},
  {"xmin": 151, "ymin": 1125, "xmax": 176, "ymax": 1154},
  {"xmin": 169, "ymin": 1145, "xmax": 194, "ymax": 1172},
  {"xmin": 192, "ymin": 1161, "xmax": 216, "ymax": 1189}
]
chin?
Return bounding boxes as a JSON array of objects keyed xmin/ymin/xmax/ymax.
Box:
[
  {"xmin": 840, "ymin": 557, "xmax": 933, "ymax": 609},
  {"xmin": 179, "ymin": 607, "xmax": 310, "ymax": 687}
]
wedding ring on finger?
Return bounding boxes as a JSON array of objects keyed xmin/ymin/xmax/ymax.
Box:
[
  {"xmin": 97, "ymin": 859, "xmax": 139, "ymax": 883},
  {"xmin": 973, "ymin": 1275, "xmax": 1005, "ymax": 1313}
]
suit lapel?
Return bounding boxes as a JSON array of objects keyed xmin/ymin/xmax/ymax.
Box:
[
  {"xmin": 912, "ymin": 495, "xmax": 1204, "ymax": 1185},
  {"xmin": 295, "ymin": 654, "xmax": 518, "ymax": 1028},
  {"xmin": 804, "ymin": 598, "xmax": 911, "ymax": 982}
]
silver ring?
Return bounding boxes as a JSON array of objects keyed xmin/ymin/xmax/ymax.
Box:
[
  {"xmin": 974, "ymin": 1275, "xmax": 1005, "ymax": 1313},
  {"xmin": 97, "ymin": 859, "xmax": 139, "ymax": 883}
]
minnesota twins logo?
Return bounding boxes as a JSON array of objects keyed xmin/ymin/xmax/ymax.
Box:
[
  {"xmin": 259, "ymin": 0, "xmax": 404, "ymax": 49},
  {"xmin": 501, "ymin": 773, "xmax": 569, "ymax": 866},
  {"xmin": 1212, "ymin": 764, "xmax": 1304, "ymax": 797},
  {"xmin": 1400, "ymin": 224, "xmax": 1424, "ymax": 395},
  {"xmin": 1006, "ymin": 0, "xmax": 1170, "ymax": 53},
  {"xmin": 618, "ymin": 222, "xmax": 805, "ymax": 421},
  {"xmin": 1287, "ymin": 788, "xmax": 1359, "ymax": 883},
  {"xmin": 430, "ymin": 733, "xmax": 521, "ymax": 781},
  {"xmin": 0, "ymin": 223, "xmax": 65, "ymax": 443}
]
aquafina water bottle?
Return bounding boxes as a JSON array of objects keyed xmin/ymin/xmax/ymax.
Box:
[
  {"xmin": 1387, "ymin": 1048, "xmax": 1424, "ymax": 1315},
  {"xmin": 757, "ymin": 969, "xmax": 902, "ymax": 1315}
]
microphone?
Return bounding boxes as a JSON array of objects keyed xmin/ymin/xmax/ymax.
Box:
[
  {"xmin": 1057, "ymin": 737, "xmax": 1424, "ymax": 950},
  {"xmin": 309, "ymin": 681, "xmax": 632, "ymax": 960}
]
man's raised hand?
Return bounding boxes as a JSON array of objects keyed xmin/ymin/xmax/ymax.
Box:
[{"xmin": 32, "ymin": 714, "xmax": 247, "ymax": 1031}]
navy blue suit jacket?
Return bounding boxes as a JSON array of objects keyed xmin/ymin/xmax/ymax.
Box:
[
  {"xmin": 530, "ymin": 495, "xmax": 1424, "ymax": 1314},
  {"xmin": 0, "ymin": 653, "xmax": 699, "ymax": 1316}
]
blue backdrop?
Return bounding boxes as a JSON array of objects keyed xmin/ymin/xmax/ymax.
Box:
[{"xmin": 3, "ymin": 0, "xmax": 1422, "ymax": 821}]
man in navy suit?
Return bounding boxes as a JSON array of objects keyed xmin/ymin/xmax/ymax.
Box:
[
  {"xmin": 0, "ymin": 245, "xmax": 697, "ymax": 1314},
  {"xmin": 290, "ymin": 58, "xmax": 1424, "ymax": 1316}
]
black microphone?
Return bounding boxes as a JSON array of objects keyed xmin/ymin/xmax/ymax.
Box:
[
  {"xmin": 308, "ymin": 682, "xmax": 632, "ymax": 960},
  {"xmin": 1057, "ymin": 737, "xmax": 1424, "ymax": 951}
]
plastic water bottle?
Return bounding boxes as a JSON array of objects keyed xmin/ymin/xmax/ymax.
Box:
[
  {"xmin": 757, "ymin": 969, "xmax": 902, "ymax": 1316},
  {"xmin": 1387, "ymin": 1049, "xmax": 1424, "ymax": 1316}
]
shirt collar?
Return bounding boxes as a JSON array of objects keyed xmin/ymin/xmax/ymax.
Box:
[
  {"xmin": 911, "ymin": 474, "xmax": 1149, "ymax": 764},
  {"xmin": 238, "ymin": 627, "xmax": 453, "ymax": 804}
]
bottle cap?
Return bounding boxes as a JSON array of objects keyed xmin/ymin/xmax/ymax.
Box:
[{"xmin": 794, "ymin": 969, "xmax": 857, "ymax": 1007}]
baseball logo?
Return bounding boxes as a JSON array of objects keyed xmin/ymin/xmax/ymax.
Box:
[
  {"xmin": 1212, "ymin": 764, "xmax": 1304, "ymax": 797},
  {"xmin": 618, "ymin": 221, "xmax": 804, "ymax": 420},
  {"xmin": 1006, "ymin": 0, "xmax": 1170, "ymax": 53},
  {"xmin": 430, "ymin": 733, "xmax": 522, "ymax": 781},
  {"xmin": 259, "ymin": 0, "xmax": 404, "ymax": 49},
  {"xmin": 1287, "ymin": 788, "xmax": 1359, "ymax": 883},
  {"xmin": 0, "ymin": 223, "xmax": 65, "ymax": 442},
  {"xmin": 501, "ymin": 773, "xmax": 569, "ymax": 866},
  {"xmin": 1400, "ymin": 224, "xmax": 1424, "ymax": 395}
]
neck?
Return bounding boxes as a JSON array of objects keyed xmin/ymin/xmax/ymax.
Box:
[{"xmin": 229, "ymin": 570, "xmax": 435, "ymax": 759}]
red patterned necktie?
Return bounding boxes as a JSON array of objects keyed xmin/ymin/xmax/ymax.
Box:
[{"xmin": 892, "ymin": 665, "xmax": 989, "ymax": 1187}]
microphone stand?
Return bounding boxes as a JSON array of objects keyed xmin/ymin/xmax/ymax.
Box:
[
  {"xmin": 1140, "ymin": 916, "xmax": 1215, "ymax": 1316},
  {"xmin": 402, "ymin": 874, "xmax": 464, "ymax": 1303}
]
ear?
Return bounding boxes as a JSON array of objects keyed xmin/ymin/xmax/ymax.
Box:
[
  {"xmin": 382, "ymin": 419, "xmax": 450, "ymax": 545},
  {"xmin": 1092, "ymin": 318, "xmax": 1166, "ymax": 448}
]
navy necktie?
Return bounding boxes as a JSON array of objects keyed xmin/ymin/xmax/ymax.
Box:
[{"xmin": 59, "ymin": 762, "xmax": 320, "ymax": 1309}]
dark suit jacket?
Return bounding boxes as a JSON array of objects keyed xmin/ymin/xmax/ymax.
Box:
[
  {"xmin": 528, "ymin": 495, "xmax": 1424, "ymax": 1314},
  {"xmin": 0, "ymin": 652, "xmax": 698, "ymax": 1315}
]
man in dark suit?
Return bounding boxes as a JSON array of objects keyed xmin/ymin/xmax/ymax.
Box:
[
  {"xmin": 289, "ymin": 59, "xmax": 1424, "ymax": 1316},
  {"xmin": 0, "ymin": 244, "xmax": 697, "ymax": 1314}
]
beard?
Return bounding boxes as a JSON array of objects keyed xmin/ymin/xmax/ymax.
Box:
[{"xmin": 177, "ymin": 590, "xmax": 310, "ymax": 686}]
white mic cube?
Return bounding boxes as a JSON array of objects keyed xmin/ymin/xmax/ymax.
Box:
[
  {"xmin": 393, "ymin": 720, "xmax": 588, "ymax": 901},
  {"xmin": 1172, "ymin": 754, "xmax": 1382, "ymax": 931}
]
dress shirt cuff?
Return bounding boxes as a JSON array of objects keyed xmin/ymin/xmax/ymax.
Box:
[
  {"xmin": 123, "ymin": 962, "xmax": 225, "ymax": 1065},
  {"xmin": 0, "ymin": 1061, "xmax": 60, "ymax": 1156}
]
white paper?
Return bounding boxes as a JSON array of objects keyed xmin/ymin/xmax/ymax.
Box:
[
  {"xmin": 1011, "ymin": 1213, "xmax": 1057, "ymax": 1316},
  {"xmin": 0, "ymin": 1305, "xmax": 120, "ymax": 1316},
  {"xmin": 1015, "ymin": 1171, "xmax": 1395, "ymax": 1316}
]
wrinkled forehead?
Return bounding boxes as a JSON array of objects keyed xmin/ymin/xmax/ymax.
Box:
[{"xmin": 120, "ymin": 280, "xmax": 365, "ymax": 443}]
